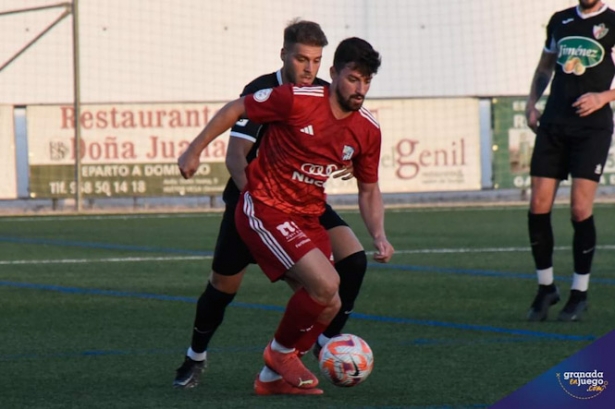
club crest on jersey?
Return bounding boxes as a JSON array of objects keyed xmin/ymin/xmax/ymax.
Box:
[
  {"xmin": 254, "ymin": 88, "xmax": 273, "ymax": 102},
  {"xmin": 342, "ymin": 145, "xmax": 355, "ymax": 160},
  {"xmin": 594, "ymin": 24, "xmax": 609, "ymax": 40}
]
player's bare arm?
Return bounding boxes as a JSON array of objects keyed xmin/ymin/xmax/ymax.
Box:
[
  {"xmin": 225, "ymin": 136, "xmax": 253, "ymax": 190},
  {"xmin": 573, "ymin": 88, "xmax": 615, "ymax": 117},
  {"xmin": 178, "ymin": 97, "xmax": 246, "ymax": 179},
  {"xmin": 525, "ymin": 51, "xmax": 557, "ymax": 133},
  {"xmin": 357, "ymin": 181, "xmax": 394, "ymax": 263}
]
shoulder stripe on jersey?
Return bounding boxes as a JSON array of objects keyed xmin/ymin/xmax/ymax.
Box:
[
  {"xmin": 293, "ymin": 85, "xmax": 324, "ymax": 92},
  {"xmin": 292, "ymin": 91, "xmax": 325, "ymax": 97},
  {"xmin": 293, "ymin": 86, "xmax": 325, "ymax": 97},
  {"xmin": 359, "ymin": 107, "xmax": 380, "ymax": 129}
]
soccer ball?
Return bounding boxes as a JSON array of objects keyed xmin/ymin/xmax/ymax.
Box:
[{"xmin": 318, "ymin": 333, "xmax": 374, "ymax": 387}]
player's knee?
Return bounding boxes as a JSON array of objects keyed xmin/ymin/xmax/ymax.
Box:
[
  {"xmin": 570, "ymin": 205, "xmax": 592, "ymax": 222},
  {"xmin": 336, "ymin": 251, "xmax": 367, "ymax": 305},
  {"xmin": 327, "ymin": 292, "xmax": 342, "ymax": 315},
  {"xmin": 310, "ymin": 274, "xmax": 339, "ymax": 305},
  {"xmin": 335, "ymin": 251, "xmax": 367, "ymax": 278},
  {"xmin": 209, "ymin": 270, "xmax": 244, "ymax": 294}
]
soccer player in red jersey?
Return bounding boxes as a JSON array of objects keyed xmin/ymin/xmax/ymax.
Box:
[
  {"xmin": 174, "ymin": 21, "xmax": 374, "ymax": 394},
  {"xmin": 179, "ymin": 37, "xmax": 394, "ymax": 394}
]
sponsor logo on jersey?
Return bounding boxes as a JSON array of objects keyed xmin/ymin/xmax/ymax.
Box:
[
  {"xmin": 557, "ymin": 36, "xmax": 605, "ymax": 76},
  {"xmin": 562, "ymin": 18, "xmax": 574, "ymax": 25},
  {"xmin": 292, "ymin": 163, "xmax": 339, "ymax": 187},
  {"xmin": 253, "ymin": 88, "xmax": 273, "ymax": 102},
  {"xmin": 594, "ymin": 23, "xmax": 609, "ymax": 40},
  {"xmin": 300, "ymin": 125, "xmax": 314, "ymax": 135},
  {"xmin": 342, "ymin": 145, "xmax": 355, "ymax": 160},
  {"xmin": 300, "ymin": 163, "xmax": 339, "ymax": 177}
]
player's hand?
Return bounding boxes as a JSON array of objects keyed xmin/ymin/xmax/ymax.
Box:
[
  {"xmin": 332, "ymin": 164, "xmax": 355, "ymax": 181},
  {"xmin": 372, "ymin": 236, "xmax": 394, "ymax": 263},
  {"xmin": 573, "ymin": 92, "xmax": 606, "ymax": 117},
  {"xmin": 178, "ymin": 147, "xmax": 200, "ymax": 179},
  {"xmin": 525, "ymin": 106, "xmax": 541, "ymax": 134}
]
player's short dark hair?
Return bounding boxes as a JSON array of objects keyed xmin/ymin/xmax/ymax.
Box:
[
  {"xmin": 333, "ymin": 37, "xmax": 381, "ymax": 77},
  {"xmin": 283, "ymin": 19, "xmax": 328, "ymax": 49}
]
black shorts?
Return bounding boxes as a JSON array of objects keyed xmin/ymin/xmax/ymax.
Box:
[
  {"xmin": 211, "ymin": 202, "xmax": 349, "ymax": 276},
  {"xmin": 530, "ymin": 123, "xmax": 612, "ymax": 182}
]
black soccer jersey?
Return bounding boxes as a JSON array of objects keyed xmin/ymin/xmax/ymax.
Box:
[
  {"xmin": 541, "ymin": 4, "xmax": 615, "ymax": 130},
  {"xmin": 221, "ymin": 70, "xmax": 329, "ymax": 205}
]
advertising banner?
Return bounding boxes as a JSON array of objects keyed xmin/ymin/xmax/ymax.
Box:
[
  {"xmin": 326, "ymin": 98, "xmax": 482, "ymax": 194},
  {"xmin": 27, "ymin": 99, "xmax": 483, "ymax": 199},
  {"xmin": 492, "ymin": 96, "xmax": 615, "ymax": 189},
  {"xmin": 26, "ymin": 104, "xmax": 230, "ymax": 198}
]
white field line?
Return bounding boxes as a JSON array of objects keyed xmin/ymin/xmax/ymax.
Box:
[
  {"xmin": 4, "ymin": 245, "xmax": 615, "ymax": 266},
  {"xmin": 0, "ymin": 255, "xmax": 210, "ymax": 265},
  {"xmin": 366, "ymin": 245, "xmax": 615, "ymax": 255},
  {"xmin": 0, "ymin": 213, "xmax": 222, "ymax": 222}
]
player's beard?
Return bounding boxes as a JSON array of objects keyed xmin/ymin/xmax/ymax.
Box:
[
  {"xmin": 578, "ymin": 0, "xmax": 601, "ymax": 10},
  {"xmin": 335, "ymin": 88, "xmax": 364, "ymax": 112}
]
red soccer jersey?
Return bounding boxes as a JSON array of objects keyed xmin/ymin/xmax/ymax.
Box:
[{"xmin": 243, "ymin": 83, "xmax": 381, "ymax": 216}]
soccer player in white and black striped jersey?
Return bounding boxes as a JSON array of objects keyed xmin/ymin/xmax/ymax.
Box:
[
  {"xmin": 525, "ymin": 0, "xmax": 615, "ymax": 321},
  {"xmin": 173, "ymin": 20, "xmax": 372, "ymax": 394}
]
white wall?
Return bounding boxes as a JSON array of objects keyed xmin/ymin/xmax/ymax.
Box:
[{"xmin": 0, "ymin": 0, "xmax": 579, "ymax": 104}]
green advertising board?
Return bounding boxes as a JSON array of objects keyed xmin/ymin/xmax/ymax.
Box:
[
  {"xmin": 492, "ymin": 96, "xmax": 615, "ymax": 189},
  {"xmin": 28, "ymin": 162, "xmax": 229, "ymax": 198}
]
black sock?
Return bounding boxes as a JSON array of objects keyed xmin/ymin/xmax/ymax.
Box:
[
  {"xmin": 528, "ymin": 212, "xmax": 554, "ymax": 270},
  {"xmin": 322, "ymin": 251, "xmax": 367, "ymax": 339},
  {"xmin": 190, "ymin": 282, "xmax": 236, "ymax": 353},
  {"xmin": 572, "ymin": 216, "xmax": 596, "ymax": 274}
]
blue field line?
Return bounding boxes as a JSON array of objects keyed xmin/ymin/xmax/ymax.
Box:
[
  {"xmin": 2, "ymin": 234, "xmax": 615, "ymax": 286},
  {"xmin": 405, "ymin": 337, "xmax": 553, "ymax": 346},
  {"xmin": 328, "ymin": 406, "xmax": 489, "ymax": 409},
  {"xmin": 0, "ymin": 280, "xmax": 596, "ymax": 342},
  {"xmin": 0, "ymin": 236, "xmax": 210, "ymax": 256},
  {"xmin": 368, "ymin": 263, "xmax": 615, "ymax": 285},
  {"xmin": 0, "ymin": 336, "xmax": 558, "ymax": 363},
  {"xmin": 1, "ymin": 234, "xmax": 614, "ymax": 285},
  {"xmin": 0, "ymin": 345, "xmax": 264, "ymax": 362},
  {"xmin": 348, "ymin": 311, "xmax": 595, "ymax": 341},
  {"xmin": 329, "ymin": 406, "xmax": 490, "ymax": 409}
]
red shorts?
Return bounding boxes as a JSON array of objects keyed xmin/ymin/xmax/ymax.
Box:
[{"xmin": 235, "ymin": 191, "xmax": 332, "ymax": 282}]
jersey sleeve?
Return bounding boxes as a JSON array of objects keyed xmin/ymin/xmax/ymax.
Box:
[
  {"xmin": 228, "ymin": 82, "xmax": 270, "ymax": 143},
  {"xmin": 544, "ymin": 13, "xmax": 558, "ymax": 53},
  {"xmin": 352, "ymin": 128, "xmax": 381, "ymax": 184},
  {"xmin": 244, "ymin": 83, "xmax": 294, "ymax": 124},
  {"xmin": 229, "ymin": 118, "xmax": 262, "ymax": 143}
]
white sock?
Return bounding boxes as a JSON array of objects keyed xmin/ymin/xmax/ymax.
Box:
[
  {"xmin": 571, "ymin": 273, "xmax": 590, "ymax": 292},
  {"xmin": 536, "ymin": 267, "xmax": 554, "ymax": 285},
  {"xmin": 317, "ymin": 334, "xmax": 331, "ymax": 348},
  {"xmin": 187, "ymin": 347, "xmax": 207, "ymax": 362},
  {"xmin": 270, "ymin": 339, "xmax": 295, "ymax": 354},
  {"xmin": 259, "ymin": 366, "xmax": 282, "ymax": 382}
]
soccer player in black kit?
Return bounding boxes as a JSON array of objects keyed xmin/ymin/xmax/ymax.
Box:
[
  {"xmin": 525, "ymin": 0, "xmax": 615, "ymax": 322},
  {"xmin": 173, "ymin": 20, "xmax": 370, "ymax": 394}
]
